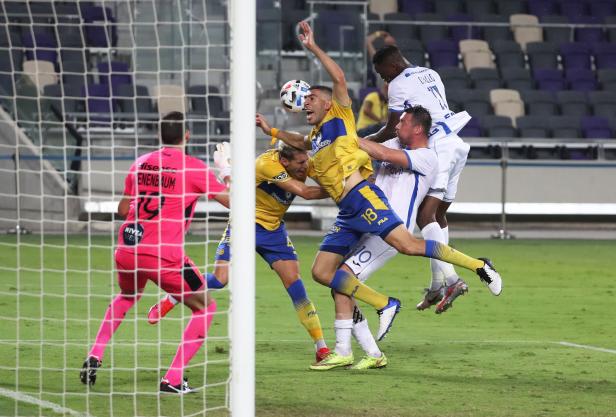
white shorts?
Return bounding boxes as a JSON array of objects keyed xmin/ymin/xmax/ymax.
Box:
[
  {"xmin": 344, "ymin": 234, "xmax": 397, "ymax": 283},
  {"xmin": 427, "ymin": 133, "xmax": 470, "ymax": 203}
]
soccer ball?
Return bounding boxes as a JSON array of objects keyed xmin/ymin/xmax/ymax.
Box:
[{"xmin": 280, "ymin": 79, "xmax": 310, "ymax": 112}]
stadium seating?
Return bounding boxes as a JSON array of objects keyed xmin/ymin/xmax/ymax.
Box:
[
  {"xmin": 439, "ymin": 67, "xmax": 470, "ymax": 90},
  {"xmin": 589, "ymin": 91, "xmax": 616, "ymax": 117},
  {"xmin": 534, "ymin": 68, "xmax": 566, "ymax": 91},
  {"xmin": 396, "ymin": 38, "xmax": 426, "ymax": 66},
  {"xmin": 384, "ymin": 12, "xmax": 416, "ymax": 41},
  {"xmin": 369, "ymin": 0, "xmax": 397, "ymax": 20},
  {"xmin": 426, "ymin": 40, "xmax": 459, "ymax": 68},
  {"xmin": 399, "ymin": 0, "xmax": 432, "ymax": 16},
  {"xmin": 469, "ymin": 68, "xmax": 501, "ymax": 89},
  {"xmin": 460, "ymin": 39, "xmax": 494, "ymax": 70},
  {"xmin": 482, "ymin": 115, "xmax": 518, "ymax": 137},
  {"xmin": 502, "ymin": 68, "xmax": 535, "ymax": 90},
  {"xmin": 572, "ymin": 16, "xmax": 605, "ymax": 43},
  {"xmin": 522, "ymin": 89, "xmax": 559, "ymax": 116},
  {"xmin": 556, "ymin": 90, "xmax": 590, "ymax": 116},
  {"xmin": 490, "ymin": 89, "xmax": 525, "ymax": 122},
  {"xmin": 81, "ymin": 6, "xmax": 117, "ymax": 48},
  {"xmin": 527, "ymin": 41, "xmax": 559, "ymax": 70},
  {"xmin": 153, "ymin": 84, "xmax": 186, "ymax": 114},
  {"xmin": 517, "ymin": 115, "xmax": 551, "ymax": 137},
  {"xmin": 566, "ymin": 68, "xmax": 598, "ymax": 91},
  {"xmin": 416, "ymin": 13, "xmax": 449, "ymax": 44},
  {"xmin": 560, "ymin": 42, "xmax": 592, "ymax": 70},
  {"xmin": 458, "ymin": 116, "xmax": 482, "ymax": 136},
  {"xmin": 461, "ymin": 89, "xmax": 492, "ymax": 116},
  {"xmin": 496, "ymin": 0, "xmax": 528, "ymax": 16},
  {"xmin": 549, "ymin": 115, "xmax": 581, "ymax": 138},
  {"xmin": 581, "ymin": 116, "xmax": 612, "ymax": 138},
  {"xmin": 448, "ymin": 13, "xmax": 482, "ymax": 42},
  {"xmin": 592, "ymin": 43, "xmax": 616, "ymax": 69},
  {"xmin": 541, "ymin": 15, "xmax": 573, "ymax": 43},
  {"xmin": 491, "ymin": 40, "xmax": 526, "ymax": 69},
  {"xmin": 22, "ymin": 60, "xmax": 57, "ymax": 92},
  {"xmin": 465, "ymin": 0, "xmax": 495, "ymax": 17},
  {"xmin": 597, "ymin": 68, "xmax": 616, "ymax": 89},
  {"xmin": 478, "ymin": 14, "xmax": 513, "ymax": 41},
  {"xmin": 510, "ymin": 14, "xmax": 543, "ymax": 50}
]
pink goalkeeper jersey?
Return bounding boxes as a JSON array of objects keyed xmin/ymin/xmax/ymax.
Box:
[{"xmin": 117, "ymin": 147, "xmax": 225, "ymax": 262}]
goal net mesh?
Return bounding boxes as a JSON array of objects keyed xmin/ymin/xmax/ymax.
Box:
[{"xmin": 0, "ymin": 1, "xmax": 235, "ymax": 415}]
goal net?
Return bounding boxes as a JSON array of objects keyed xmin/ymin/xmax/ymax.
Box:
[{"xmin": 0, "ymin": 0, "xmax": 254, "ymax": 416}]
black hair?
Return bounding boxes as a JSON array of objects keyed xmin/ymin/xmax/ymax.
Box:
[
  {"xmin": 278, "ymin": 144, "xmax": 306, "ymax": 161},
  {"xmin": 404, "ymin": 105, "xmax": 432, "ymax": 135},
  {"xmin": 372, "ymin": 45, "xmax": 404, "ymax": 66},
  {"xmin": 309, "ymin": 85, "xmax": 333, "ymax": 97},
  {"xmin": 160, "ymin": 111, "xmax": 185, "ymax": 145}
]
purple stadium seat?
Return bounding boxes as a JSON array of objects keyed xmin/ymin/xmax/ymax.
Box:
[
  {"xmin": 316, "ymin": 11, "xmax": 361, "ymax": 51},
  {"xmin": 592, "ymin": 43, "xmax": 616, "ymax": 69},
  {"xmin": 534, "ymin": 69, "xmax": 566, "ymax": 91},
  {"xmin": 589, "ymin": 1, "xmax": 616, "ymax": 17},
  {"xmin": 399, "ymin": 0, "xmax": 433, "ymax": 16},
  {"xmin": 559, "ymin": 42, "xmax": 592, "ymax": 70},
  {"xmin": 528, "ymin": 0, "xmax": 559, "ymax": 19},
  {"xmin": 458, "ymin": 117, "xmax": 481, "ymax": 137},
  {"xmin": 82, "ymin": 6, "xmax": 118, "ymax": 48},
  {"xmin": 581, "ymin": 116, "xmax": 612, "ymax": 138},
  {"xmin": 560, "ymin": 0, "xmax": 589, "ymax": 21},
  {"xmin": 97, "ymin": 61, "xmax": 132, "ymax": 95},
  {"xmin": 21, "ymin": 29, "xmax": 57, "ymax": 64},
  {"xmin": 426, "ymin": 40, "xmax": 459, "ymax": 69},
  {"xmin": 572, "ymin": 16, "xmax": 605, "ymax": 43},
  {"xmin": 448, "ymin": 13, "xmax": 482, "ymax": 42},
  {"xmin": 83, "ymin": 83, "xmax": 113, "ymax": 123},
  {"xmin": 567, "ymin": 68, "xmax": 598, "ymax": 91}
]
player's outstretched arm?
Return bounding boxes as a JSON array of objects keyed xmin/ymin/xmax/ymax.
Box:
[
  {"xmin": 358, "ymin": 138, "xmax": 408, "ymax": 168},
  {"xmin": 276, "ymin": 178, "xmax": 329, "ymax": 200},
  {"xmin": 212, "ymin": 192, "xmax": 230, "ymax": 208},
  {"xmin": 117, "ymin": 197, "xmax": 130, "ymax": 218},
  {"xmin": 363, "ymin": 111, "xmax": 399, "ymax": 143},
  {"xmin": 298, "ymin": 21, "xmax": 351, "ymax": 107},
  {"xmin": 256, "ymin": 113, "xmax": 309, "ymax": 150}
]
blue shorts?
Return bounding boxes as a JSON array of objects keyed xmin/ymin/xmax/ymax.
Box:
[
  {"xmin": 215, "ymin": 222, "xmax": 298, "ymax": 267},
  {"xmin": 319, "ymin": 180, "xmax": 403, "ymax": 257}
]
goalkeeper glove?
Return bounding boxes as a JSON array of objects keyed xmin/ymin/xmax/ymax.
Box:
[
  {"xmin": 340, "ymin": 149, "xmax": 370, "ymax": 178},
  {"xmin": 214, "ymin": 141, "xmax": 231, "ymax": 182}
]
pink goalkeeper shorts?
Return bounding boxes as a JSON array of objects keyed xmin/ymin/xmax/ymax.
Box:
[{"xmin": 114, "ymin": 249, "xmax": 205, "ymax": 298}]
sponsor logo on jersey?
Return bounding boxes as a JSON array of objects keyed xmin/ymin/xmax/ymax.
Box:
[
  {"xmin": 122, "ymin": 223, "xmax": 144, "ymax": 246},
  {"xmin": 272, "ymin": 171, "xmax": 289, "ymax": 181}
]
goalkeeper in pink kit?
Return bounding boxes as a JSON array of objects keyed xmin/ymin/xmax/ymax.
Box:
[{"xmin": 80, "ymin": 112, "xmax": 230, "ymax": 394}]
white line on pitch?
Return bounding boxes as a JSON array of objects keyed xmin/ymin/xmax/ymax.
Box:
[
  {"xmin": 0, "ymin": 387, "xmax": 92, "ymax": 417},
  {"xmin": 556, "ymin": 341, "xmax": 616, "ymax": 355}
]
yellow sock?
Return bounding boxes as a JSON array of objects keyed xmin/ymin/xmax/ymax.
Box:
[
  {"xmin": 425, "ymin": 241, "xmax": 484, "ymax": 272},
  {"xmin": 295, "ymin": 301, "xmax": 324, "ymax": 343},
  {"xmin": 330, "ymin": 270, "xmax": 389, "ymax": 310}
]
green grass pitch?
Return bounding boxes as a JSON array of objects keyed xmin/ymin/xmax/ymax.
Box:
[{"xmin": 0, "ymin": 235, "xmax": 615, "ymax": 417}]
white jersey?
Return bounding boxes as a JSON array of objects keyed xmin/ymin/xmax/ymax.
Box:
[
  {"xmin": 388, "ymin": 66, "xmax": 454, "ymax": 122},
  {"xmin": 375, "ymin": 138, "xmax": 438, "ymax": 229},
  {"xmin": 344, "ymin": 138, "xmax": 437, "ymax": 281}
]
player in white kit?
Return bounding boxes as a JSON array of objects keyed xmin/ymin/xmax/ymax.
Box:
[{"xmin": 364, "ymin": 45, "xmax": 502, "ymax": 313}]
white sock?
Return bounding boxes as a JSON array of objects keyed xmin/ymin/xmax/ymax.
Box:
[
  {"xmin": 440, "ymin": 225, "xmax": 459, "ymax": 285},
  {"xmin": 442, "ymin": 226, "xmax": 449, "ymax": 244},
  {"xmin": 421, "ymin": 222, "xmax": 458, "ymax": 286},
  {"xmin": 352, "ymin": 319, "xmax": 381, "ymax": 358},
  {"xmin": 165, "ymin": 294, "xmax": 179, "ymax": 305},
  {"xmin": 315, "ymin": 339, "xmax": 327, "ymax": 351},
  {"xmin": 334, "ymin": 319, "xmax": 353, "ymax": 357}
]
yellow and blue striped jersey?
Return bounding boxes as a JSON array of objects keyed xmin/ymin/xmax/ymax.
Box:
[
  {"xmin": 307, "ymin": 99, "xmax": 372, "ymax": 203},
  {"xmin": 255, "ymin": 149, "xmax": 296, "ymax": 231}
]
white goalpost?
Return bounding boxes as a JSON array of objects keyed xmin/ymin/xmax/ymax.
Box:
[
  {"xmin": 229, "ymin": 0, "xmax": 256, "ymax": 415},
  {"xmin": 0, "ymin": 0, "xmax": 255, "ymax": 416}
]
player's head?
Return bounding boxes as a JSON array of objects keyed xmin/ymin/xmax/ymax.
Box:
[
  {"xmin": 160, "ymin": 111, "xmax": 190, "ymax": 145},
  {"xmin": 396, "ymin": 105, "xmax": 432, "ymax": 146},
  {"xmin": 373, "ymin": 45, "xmax": 407, "ymax": 83},
  {"xmin": 278, "ymin": 144, "xmax": 310, "ymax": 181},
  {"xmin": 304, "ymin": 85, "xmax": 333, "ymax": 126}
]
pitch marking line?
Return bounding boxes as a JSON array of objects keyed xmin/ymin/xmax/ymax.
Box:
[
  {"xmin": 556, "ymin": 341, "xmax": 616, "ymax": 355},
  {"xmin": 0, "ymin": 387, "xmax": 92, "ymax": 417}
]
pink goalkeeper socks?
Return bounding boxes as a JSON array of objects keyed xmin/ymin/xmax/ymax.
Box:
[
  {"xmin": 89, "ymin": 294, "xmax": 138, "ymax": 361},
  {"xmin": 164, "ymin": 300, "xmax": 217, "ymax": 385}
]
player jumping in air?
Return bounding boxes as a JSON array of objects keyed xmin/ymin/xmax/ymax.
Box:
[
  {"xmin": 79, "ymin": 112, "xmax": 229, "ymax": 394},
  {"xmin": 365, "ymin": 45, "xmax": 503, "ymax": 311},
  {"xmin": 148, "ymin": 143, "xmax": 332, "ymax": 364},
  {"xmin": 264, "ymin": 21, "xmax": 502, "ymax": 369}
]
